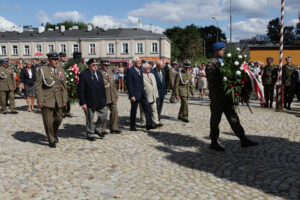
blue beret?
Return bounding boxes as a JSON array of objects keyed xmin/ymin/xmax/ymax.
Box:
[
  {"xmin": 47, "ymin": 52, "xmax": 59, "ymax": 59},
  {"xmin": 212, "ymin": 42, "xmax": 225, "ymax": 51}
]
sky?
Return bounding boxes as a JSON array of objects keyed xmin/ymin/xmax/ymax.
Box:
[{"xmin": 0, "ymin": 0, "xmax": 299, "ymax": 41}]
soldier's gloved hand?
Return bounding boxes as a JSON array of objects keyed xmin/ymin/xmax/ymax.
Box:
[
  {"xmin": 38, "ymin": 103, "xmax": 44, "ymax": 108},
  {"xmin": 82, "ymin": 104, "xmax": 88, "ymax": 111}
]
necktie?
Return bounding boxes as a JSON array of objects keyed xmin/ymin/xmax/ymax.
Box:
[
  {"xmin": 147, "ymin": 73, "xmax": 152, "ymax": 84},
  {"xmin": 159, "ymin": 71, "xmax": 162, "ymax": 82},
  {"xmin": 94, "ymin": 72, "xmax": 98, "ymax": 82}
]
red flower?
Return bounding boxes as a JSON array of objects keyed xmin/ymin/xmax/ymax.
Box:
[
  {"xmin": 234, "ymin": 93, "xmax": 239, "ymax": 97},
  {"xmin": 244, "ymin": 77, "xmax": 249, "ymax": 81},
  {"xmin": 71, "ymin": 85, "xmax": 74, "ymax": 89},
  {"xmin": 241, "ymin": 97, "xmax": 244, "ymax": 101},
  {"xmin": 229, "ymin": 84, "xmax": 233, "ymax": 88},
  {"xmin": 241, "ymin": 81, "xmax": 245, "ymax": 85}
]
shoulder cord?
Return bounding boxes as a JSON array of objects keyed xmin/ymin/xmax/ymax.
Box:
[
  {"xmin": 0, "ymin": 72, "xmax": 7, "ymax": 79},
  {"xmin": 40, "ymin": 67, "xmax": 55, "ymax": 87},
  {"xmin": 178, "ymin": 72, "xmax": 188, "ymax": 85}
]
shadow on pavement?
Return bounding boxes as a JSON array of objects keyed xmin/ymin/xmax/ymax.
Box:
[
  {"xmin": 148, "ymin": 131, "xmax": 300, "ymax": 199},
  {"xmin": 59, "ymin": 124, "xmax": 87, "ymax": 139},
  {"xmin": 12, "ymin": 131, "xmax": 48, "ymax": 146}
]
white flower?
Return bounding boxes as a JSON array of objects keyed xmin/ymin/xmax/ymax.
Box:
[
  {"xmin": 236, "ymin": 70, "xmax": 241, "ymax": 76},
  {"xmin": 240, "ymin": 66, "xmax": 244, "ymax": 71},
  {"xmin": 66, "ymin": 74, "xmax": 69, "ymax": 78},
  {"xmin": 66, "ymin": 81, "xmax": 68, "ymax": 83},
  {"xmin": 244, "ymin": 55, "xmax": 248, "ymax": 58},
  {"xmin": 220, "ymin": 63, "xmax": 224, "ymax": 67},
  {"xmin": 223, "ymin": 77, "xmax": 228, "ymax": 81},
  {"xmin": 69, "ymin": 72, "xmax": 73, "ymax": 75},
  {"xmin": 71, "ymin": 78, "xmax": 74, "ymax": 82},
  {"xmin": 227, "ymin": 53, "xmax": 232, "ymax": 58},
  {"xmin": 251, "ymin": 63, "xmax": 254, "ymax": 66},
  {"xmin": 234, "ymin": 61, "xmax": 239, "ymax": 66},
  {"xmin": 238, "ymin": 55, "xmax": 243, "ymax": 59},
  {"xmin": 236, "ymin": 47, "xmax": 241, "ymax": 51}
]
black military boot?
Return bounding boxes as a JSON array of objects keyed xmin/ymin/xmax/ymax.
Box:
[
  {"xmin": 240, "ymin": 137, "xmax": 259, "ymax": 148},
  {"xmin": 210, "ymin": 139, "xmax": 225, "ymax": 151},
  {"xmin": 264, "ymin": 102, "xmax": 269, "ymax": 108},
  {"xmin": 287, "ymin": 103, "xmax": 291, "ymax": 110}
]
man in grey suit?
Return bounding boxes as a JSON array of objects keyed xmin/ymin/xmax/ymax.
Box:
[{"xmin": 140, "ymin": 63, "xmax": 160, "ymax": 127}]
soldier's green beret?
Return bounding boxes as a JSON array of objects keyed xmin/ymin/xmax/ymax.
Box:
[
  {"xmin": 266, "ymin": 57, "xmax": 273, "ymax": 61},
  {"xmin": 47, "ymin": 52, "xmax": 59, "ymax": 59},
  {"xmin": 286, "ymin": 56, "xmax": 291, "ymax": 59}
]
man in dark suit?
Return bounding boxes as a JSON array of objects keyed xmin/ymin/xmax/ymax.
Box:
[
  {"xmin": 78, "ymin": 58, "xmax": 108, "ymax": 141},
  {"xmin": 126, "ymin": 57, "xmax": 154, "ymax": 131},
  {"xmin": 151, "ymin": 60, "xmax": 166, "ymax": 125}
]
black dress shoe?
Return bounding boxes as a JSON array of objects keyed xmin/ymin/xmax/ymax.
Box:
[
  {"xmin": 130, "ymin": 128, "xmax": 137, "ymax": 131},
  {"xmin": 49, "ymin": 142, "xmax": 56, "ymax": 148},
  {"xmin": 182, "ymin": 119, "xmax": 189, "ymax": 123},
  {"xmin": 210, "ymin": 141, "xmax": 225, "ymax": 151},
  {"xmin": 87, "ymin": 136, "xmax": 96, "ymax": 141},
  {"xmin": 241, "ymin": 138, "xmax": 259, "ymax": 148},
  {"xmin": 146, "ymin": 125, "xmax": 156, "ymax": 130},
  {"xmin": 11, "ymin": 111, "xmax": 18, "ymax": 114},
  {"xmin": 95, "ymin": 131, "xmax": 105, "ymax": 138},
  {"xmin": 54, "ymin": 136, "xmax": 59, "ymax": 143},
  {"xmin": 111, "ymin": 130, "xmax": 122, "ymax": 134}
]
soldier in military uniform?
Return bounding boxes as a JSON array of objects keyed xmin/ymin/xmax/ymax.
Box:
[
  {"xmin": 282, "ymin": 56, "xmax": 298, "ymax": 110},
  {"xmin": 262, "ymin": 57, "xmax": 278, "ymax": 108},
  {"xmin": 169, "ymin": 61, "xmax": 178, "ymax": 103},
  {"xmin": 0, "ymin": 59, "xmax": 18, "ymax": 114},
  {"xmin": 35, "ymin": 52, "xmax": 67, "ymax": 148},
  {"xmin": 206, "ymin": 42, "xmax": 258, "ymax": 151},
  {"xmin": 100, "ymin": 60, "xmax": 121, "ymax": 134},
  {"xmin": 174, "ymin": 62, "xmax": 195, "ymax": 123}
]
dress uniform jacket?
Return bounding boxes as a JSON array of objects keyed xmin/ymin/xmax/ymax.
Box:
[
  {"xmin": 174, "ymin": 69, "xmax": 194, "ymax": 97},
  {"xmin": 262, "ymin": 65, "xmax": 278, "ymax": 85},
  {"xmin": 169, "ymin": 68, "xmax": 177, "ymax": 89},
  {"xmin": 282, "ymin": 64, "xmax": 297, "ymax": 86},
  {"xmin": 0, "ymin": 66, "xmax": 16, "ymax": 91},
  {"xmin": 101, "ymin": 70, "xmax": 118, "ymax": 104},
  {"xmin": 35, "ymin": 65, "xmax": 67, "ymax": 108},
  {"xmin": 78, "ymin": 69, "xmax": 107, "ymax": 110}
]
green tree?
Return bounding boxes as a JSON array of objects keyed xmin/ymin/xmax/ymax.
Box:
[{"xmin": 267, "ymin": 18, "xmax": 296, "ymax": 43}]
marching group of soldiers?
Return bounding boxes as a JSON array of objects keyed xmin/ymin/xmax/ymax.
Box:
[{"xmin": 0, "ymin": 42, "xmax": 299, "ymax": 150}]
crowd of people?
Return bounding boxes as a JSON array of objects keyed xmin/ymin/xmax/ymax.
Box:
[{"xmin": 0, "ymin": 42, "xmax": 300, "ymax": 150}]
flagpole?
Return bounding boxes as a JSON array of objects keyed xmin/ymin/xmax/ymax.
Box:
[{"xmin": 276, "ymin": 0, "xmax": 285, "ymax": 110}]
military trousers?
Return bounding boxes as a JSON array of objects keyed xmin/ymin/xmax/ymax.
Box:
[
  {"xmin": 140, "ymin": 100, "xmax": 159, "ymax": 126},
  {"xmin": 178, "ymin": 96, "xmax": 188, "ymax": 120},
  {"xmin": 263, "ymin": 84, "xmax": 275, "ymax": 106},
  {"xmin": 0, "ymin": 90, "xmax": 16, "ymax": 112},
  {"xmin": 169, "ymin": 87, "xmax": 177, "ymax": 102},
  {"xmin": 284, "ymin": 85, "xmax": 295, "ymax": 106},
  {"xmin": 63, "ymin": 102, "xmax": 71, "ymax": 115},
  {"xmin": 209, "ymin": 94, "xmax": 245, "ymax": 140},
  {"xmin": 41, "ymin": 104, "xmax": 63, "ymax": 143},
  {"xmin": 103, "ymin": 102, "xmax": 119, "ymax": 132},
  {"xmin": 84, "ymin": 107, "xmax": 108, "ymax": 136},
  {"xmin": 156, "ymin": 98, "xmax": 164, "ymax": 121}
]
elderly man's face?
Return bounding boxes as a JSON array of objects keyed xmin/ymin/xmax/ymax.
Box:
[
  {"xmin": 49, "ymin": 58, "xmax": 59, "ymax": 68},
  {"xmin": 143, "ymin": 64, "xmax": 150, "ymax": 73},
  {"xmin": 89, "ymin": 63, "xmax": 99, "ymax": 72},
  {"xmin": 157, "ymin": 61, "xmax": 164, "ymax": 70},
  {"xmin": 60, "ymin": 56, "xmax": 67, "ymax": 62},
  {"xmin": 135, "ymin": 58, "xmax": 142, "ymax": 68}
]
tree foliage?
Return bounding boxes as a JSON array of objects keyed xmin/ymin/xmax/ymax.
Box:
[
  {"xmin": 267, "ymin": 18, "xmax": 296, "ymax": 43},
  {"xmin": 164, "ymin": 24, "xmax": 226, "ymax": 62},
  {"xmin": 45, "ymin": 21, "xmax": 93, "ymax": 30}
]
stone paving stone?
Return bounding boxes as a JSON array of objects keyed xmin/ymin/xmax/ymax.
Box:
[{"xmin": 0, "ymin": 94, "xmax": 299, "ymax": 199}]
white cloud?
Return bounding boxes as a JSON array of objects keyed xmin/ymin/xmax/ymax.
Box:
[
  {"xmin": 224, "ymin": 18, "xmax": 269, "ymax": 41},
  {"xmin": 286, "ymin": 0, "xmax": 300, "ymax": 14},
  {"xmin": 91, "ymin": 15, "xmax": 165, "ymax": 34},
  {"xmin": 36, "ymin": 10, "xmax": 51, "ymax": 24},
  {"xmin": 53, "ymin": 11, "xmax": 85, "ymax": 22},
  {"xmin": 0, "ymin": 16, "xmax": 22, "ymax": 32},
  {"xmin": 288, "ymin": 18, "xmax": 299, "ymax": 27}
]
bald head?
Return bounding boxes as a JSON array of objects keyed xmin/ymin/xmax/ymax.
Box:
[{"xmin": 156, "ymin": 60, "xmax": 164, "ymax": 71}]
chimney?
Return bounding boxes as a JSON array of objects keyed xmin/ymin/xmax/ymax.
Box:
[
  {"xmin": 87, "ymin": 24, "xmax": 92, "ymax": 31},
  {"xmin": 137, "ymin": 19, "xmax": 142, "ymax": 29},
  {"xmin": 149, "ymin": 24, "xmax": 153, "ymax": 32},
  {"xmin": 60, "ymin": 25, "xmax": 65, "ymax": 32},
  {"xmin": 38, "ymin": 26, "xmax": 45, "ymax": 34},
  {"xmin": 104, "ymin": 24, "xmax": 108, "ymax": 31}
]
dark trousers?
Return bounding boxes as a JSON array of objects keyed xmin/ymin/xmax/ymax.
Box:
[
  {"xmin": 284, "ymin": 85, "xmax": 295, "ymax": 107},
  {"xmin": 156, "ymin": 98, "xmax": 164, "ymax": 121},
  {"xmin": 210, "ymin": 94, "xmax": 245, "ymax": 140},
  {"xmin": 63, "ymin": 102, "xmax": 71, "ymax": 115},
  {"xmin": 297, "ymin": 82, "xmax": 300, "ymax": 100},
  {"xmin": 130, "ymin": 99, "xmax": 152, "ymax": 129},
  {"xmin": 263, "ymin": 84, "xmax": 275, "ymax": 106}
]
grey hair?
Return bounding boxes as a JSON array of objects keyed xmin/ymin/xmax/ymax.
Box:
[
  {"xmin": 132, "ymin": 57, "xmax": 140, "ymax": 63},
  {"xmin": 142, "ymin": 62, "xmax": 150, "ymax": 69}
]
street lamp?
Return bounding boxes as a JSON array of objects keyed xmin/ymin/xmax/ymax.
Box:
[{"xmin": 212, "ymin": 16, "xmax": 219, "ymax": 43}]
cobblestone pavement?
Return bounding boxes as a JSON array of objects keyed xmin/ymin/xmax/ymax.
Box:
[{"xmin": 0, "ymin": 93, "xmax": 300, "ymax": 200}]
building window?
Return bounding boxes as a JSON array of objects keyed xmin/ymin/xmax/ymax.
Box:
[
  {"xmin": 48, "ymin": 44, "xmax": 54, "ymax": 53},
  {"xmin": 122, "ymin": 43, "xmax": 129, "ymax": 54},
  {"xmin": 0, "ymin": 46, "xmax": 7, "ymax": 55},
  {"xmin": 89, "ymin": 44, "xmax": 96, "ymax": 55},
  {"xmin": 36, "ymin": 44, "xmax": 42, "ymax": 53},
  {"xmin": 60, "ymin": 44, "xmax": 66, "ymax": 53},
  {"xmin": 24, "ymin": 45, "xmax": 30, "ymax": 55},
  {"xmin": 73, "ymin": 44, "xmax": 79, "ymax": 53},
  {"xmin": 108, "ymin": 43, "xmax": 114, "ymax": 54},
  {"xmin": 136, "ymin": 43, "xmax": 143, "ymax": 53},
  {"xmin": 12, "ymin": 45, "xmax": 18, "ymax": 55},
  {"xmin": 151, "ymin": 43, "xmax": 158, "ymax": 53}
]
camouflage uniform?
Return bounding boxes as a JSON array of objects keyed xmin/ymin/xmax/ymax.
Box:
[
  {"xmin": 282, "ymin": 63, "xmax": 298, "ymax": 108},
  {"xmin": 262, "ymin": 64, "xmax": 278, "ymax": 108}
]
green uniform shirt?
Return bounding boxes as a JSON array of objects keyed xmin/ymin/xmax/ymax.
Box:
[
  {"xmin": 282, "ymin": 64, "xmax": 297, "ymax": 86},
  {"xmin": 262, "ymin": 64, "xmax": 278, "ymax": 85},
  {"xmin": 174, "ymin": 69, "xmax": 194, "ymax": 97}
]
